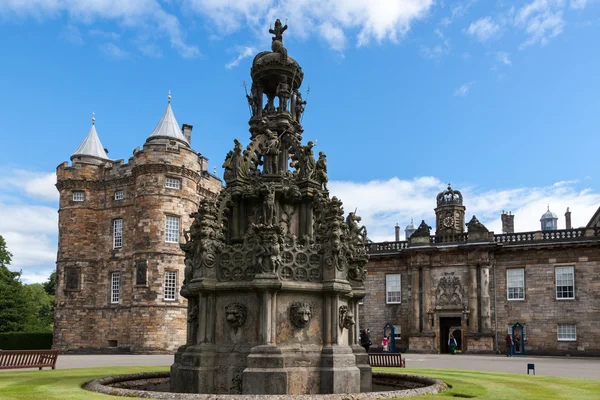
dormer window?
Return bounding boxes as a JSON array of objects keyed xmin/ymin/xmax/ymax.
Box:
[
  {"xmin": 165, "ymin": 177, "xmax": 181, "ymax": 190},
  {"xmin": 73, "ymin": 191, "xmax": 85, "ymax": 202}
]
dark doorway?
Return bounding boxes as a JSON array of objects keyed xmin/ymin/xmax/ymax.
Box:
[{"xmin": 439, "ymin": 317, "xmax": 462, "ymax": 354}]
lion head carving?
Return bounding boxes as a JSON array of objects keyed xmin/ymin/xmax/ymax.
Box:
[
  {"xmin": 225, "ymin": 302, "xmax": 248, "ymax": 328},
  {"xmin": 339, "ymin": 305, "xmax": 355, "ymax": 330},
  {"xmin": 289, "ymin": 301, "xmax": 313, "ymax": 329}
]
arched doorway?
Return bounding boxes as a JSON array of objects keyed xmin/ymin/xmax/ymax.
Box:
[{"xmin": 439, "ymin": 316, "xmax": 462, "ymax": 353}]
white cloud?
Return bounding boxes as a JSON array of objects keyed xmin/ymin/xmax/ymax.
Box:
[
  {"xmin": 89, "ymin": 29, "xmax": 120, "ymax": 40},
  {"xmin": 454, "ymin": 81, "xmax": 475, "ymax": 96},
  {"xmin": 570, "ymin": 0, "xmax": 588, "ymax": 9},
  {"xmin": 99, "ymin": 42, "xmax": 129, "ymax": 59},
  {"xmin": 495, "ymin": 51, "xmax": 512, "ymax": 65},
  {"xmin": 185, "ymin": 0, "xmax": 435, "ymax": 50},
  {"xmin": 329, "ymin": 177, "xmax": 600, "ymax": 242},
  {"xmin": 420, "ymin": 28, "xmax": 450, "ymax": 59},
  {"xmin": 61, "ymin": 24, "xmax": 84, "ymax": 45},
  {"xmin": 466, "ymin": 16, "xmax": 500, "ymax": 41},
  {"xmin": 0, "ymin": 0, "xmax": 199, "ymax": 58},
  {"xmin": 0, "ymin": 170, "xmax": 58, "ymax": 202},
  {"xmin": 225, "ymin": 46, "xmax": 257, "ymax": 69},
  {"xmin": 439, "ymin": 0, "xmax": 476, "ymax": 27},
  {"xmin": 514, "ymin": 0, "xmax": 565, "ymax": 48}
]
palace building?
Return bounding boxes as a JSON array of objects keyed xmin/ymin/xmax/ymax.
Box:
[
  {"xmin": 360, "ymin": 184, "xmax": 600, "ymax": 356},
  {"xmin": 53, "ymin": 97, "xmax": 222, "ymax": 353}
]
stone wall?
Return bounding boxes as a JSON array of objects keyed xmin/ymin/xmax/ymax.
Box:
[
  {"xmin": 54, "ymin": 139, "xmax": 221, "ymax": 353},
  {"xmin": 360, "ymin": 240, "xmax": 600, "ymax": 356}
]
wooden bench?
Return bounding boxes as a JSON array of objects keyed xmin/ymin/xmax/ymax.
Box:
[
  {"xmin": 0, "ymin": 349, "xmax": 59, "ymax": 370},
  {"xmin": 368, "ymin": 353, "xmax": 406, "ymax": 368}
]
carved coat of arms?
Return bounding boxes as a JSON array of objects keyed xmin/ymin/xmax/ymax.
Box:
[{"xmin": 436, "ymin": 276, "xmax": 464, "ymax": 307}]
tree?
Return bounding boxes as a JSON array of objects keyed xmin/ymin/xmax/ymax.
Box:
[
  {"xmin": 43, "ymin": 271, "xmax": 56, "ymax": 296},
  {"xmin": 0, "ymin": 235, "xmax": 30, "ymax": 333},
  {"xmin": 22, "ymin": 284, "xmax": 53, "ymax": 332}
]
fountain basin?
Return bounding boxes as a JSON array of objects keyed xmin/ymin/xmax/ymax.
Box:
[{"xmin": 85, "ymin": 371, "xmax": 447, "ymax": 399}]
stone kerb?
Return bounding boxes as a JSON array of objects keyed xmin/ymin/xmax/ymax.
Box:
[{"xmin": 85, "ymin": 372, "xmax": 448, "ymax": 399}]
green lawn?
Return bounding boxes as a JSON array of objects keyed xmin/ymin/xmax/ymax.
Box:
[
  {"xmin": 374, "ymin": 368, "xmax": 600, "ymax": 400},
  {"xmin": 0, "ymin": 366, "xmax": 599, "ymax": 399}
]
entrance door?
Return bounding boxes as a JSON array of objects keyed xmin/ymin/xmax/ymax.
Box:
[{"xmin": 439, "ymin": 317, "xmax": 462, "ymax": 353}]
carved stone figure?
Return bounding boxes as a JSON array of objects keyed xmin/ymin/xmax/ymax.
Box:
[
  {"xmin": 263, "ymin": 186, "xmax": 276, "ymax": 225},
  {"xmin": 289, "ymin": 301, "xmax": 312, "ymax": 328},
  {"xmin": 226, "ymin": 302, "xmax": 248, "ymax": 329},
  {"xmin": 412, "ymin": 220, "xmax": 432, "ymax": 237},
  {"xmin": 188, "ymin": 302, "xmax": 199, "ymax": 344},
  {"xmin": 466, "ymin": 215, "xmax": 489, "ymax": 233},
  {"xmin": 253, "ymin": 231, "xmax": 281, "ymax": 274},
  {"xmin": 276, "ymin": 75, "xmax": 291, "ymax": 112},
  {"xmin": 297, "ymin": 141, "xmax": 316, "ymax": 179},
  {"xmin": 315, "ymin": 151, "xmax": 328, "ymax": 190},
  {"xmin": 246, "ymin": 83, "xmax": 260, "ymax": 117},
  {"xmin": 222, "ymin": 150, "xmax": 234, "ymax": 182},
  {"xmin": 436, "ymin": 276, "xmax": 464, "ymax": 307},
  {"xmin": 347, "ymin": 212, "xmax": 367, "ymax": 244},
  {"xmin": 263, "ymin": 131, "xmax": 279, "ymax": 175},
  {"xmin": 293, "ymin": 90, "xmax": 306, "ymax": 121},
  {"xmin": 269, "ymin": 18, "xmax": 288, "ymax": 57},
  {"xmin": 339, "ymin": 305, "xmax": 355, "ymax": 330}
]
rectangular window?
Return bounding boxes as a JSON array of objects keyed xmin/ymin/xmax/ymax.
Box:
[
  {"xmin": 164, "ymin": 271, "xmax": 177, "ymax": 301},
  {"xmin": 393, "ymin": 325, "xmax": 402, "ymax": 339},
  {"xmin": 165, "ymin": 177, "xmax": 181, "ymax": 189},
  {"xmin": 557, "ymin": 324, "xmax": 576, "ymax": 341},
  {"xmin": 386, "ymin": 274, "xmax": 401, "ymax": 304},
  {"xmin": 114, "ymin": 190, "xmax": 124, "ymax": 200},
  {"xmin": 165, "ymin": 216, "xmax": 180, "ymax": 243},
  {"xmin": 507, "ymin": 268, "xmax": 525, "ymax": 300},
  {"xmin": 113, "ymin": 219, "xmax": 123, "ymax": 249},
  {"xmin": 555, "ymin": 266, "xmax": 574, "ymax": 299},
  {"xmin": 73, "ymin": 191, "xmax": 84, "ymax": 202},
  {"xmin": 110, "ymin": 272, "xmax": 120, "ymax": 304}
]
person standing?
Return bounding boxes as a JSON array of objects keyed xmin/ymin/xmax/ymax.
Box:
[
  {"xmin": 505, "ymin": 334, "xmax": 513, "ymax": 357},
  {"xmin": 382, "ymin": 335, "xmax": 389, "ymax": 352},
  {"xmin": 448, "ymin": 335, "xmax": 457, "ymax": 355},
  {"xmin": 360, "ymin": 328, "xmax": 372, "ymax": 353}
]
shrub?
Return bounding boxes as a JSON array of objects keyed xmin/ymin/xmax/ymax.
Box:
[{"xmin": 0, "ymin": 332, "xmax": 53, "ymax": 350}]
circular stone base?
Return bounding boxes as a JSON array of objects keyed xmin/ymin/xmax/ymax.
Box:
[{"xmin": 85, "ymin": 372, "xmax": 447, "ymax": 399}]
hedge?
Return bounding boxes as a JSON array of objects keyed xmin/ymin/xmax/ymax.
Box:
[{"xmin": 0, "ymin": 332, "xmax": 53, "ymax": 350}]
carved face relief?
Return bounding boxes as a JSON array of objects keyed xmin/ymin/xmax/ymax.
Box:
[
  {"xmin": 339, "ymin": 305, "xmax": 355, "ymax": 330},
  {"xmin": 289, "ymin": 301, "xmax": 313, "ymax": 329},
  {"xmin": 225, "ymin": 302, "xmax": 248, "ymax": 328}
]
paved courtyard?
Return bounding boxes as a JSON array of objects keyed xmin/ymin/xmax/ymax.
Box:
[{"xmin": 41, "ymin": 353, "xmax": 600, "ymax": 380}]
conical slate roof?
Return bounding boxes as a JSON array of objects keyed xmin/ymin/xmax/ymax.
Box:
[
  {"xmin": 147, "ymin": 102, "xmax": 189, "ymax": 145},
  {"xmin": 71, "ymin": 123, "xmax": 110, "ymax": 160}
]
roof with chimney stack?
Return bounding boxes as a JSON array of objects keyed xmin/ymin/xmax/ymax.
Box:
[
  {"xmin": 146, "ymin": 92, "xmax": 189, "ymax": 146},
  {"xmin": 71, "ymin": 114, "xmax": 110, "ymax": 161}
]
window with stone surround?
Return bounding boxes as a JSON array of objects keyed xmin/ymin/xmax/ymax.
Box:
[
  {"xmin": 393, "ymin": 325, "xmax": 401, "ymax": 339},
  {"xmin": 113, "ymin": 218, "xmax": 123, "ymax": 249},
  {"xmin": 165, "ymin": 216, "xmax": 180, "ymax": 243},
  {"xmin": 72, "ymin": 191, "xmax": 84, "ymax": 202},
  {"xmin": 507, "ymin": 268, "xmax": 525, "ymax": 300},
  {"xmin": 165, "ymin": 177, "xmax": 181, "ymax": 190},
  {"xmin": 164, "ymin": 271, "xmax": 177, "ymax": 301},
  {"xmin": 557, "ymin": 324, "xmax": 576, "ymax": 341},
  {"xmin": 114, "ymin": 190, "xmax": 124, "ymax": 200},
  {"xmin": 555, "ymin": 266, "xmax": 574, "ymax": 299},
  {"xmin": 386, "ymin": 274, "xmax": 401, "ymax": 304},
  {"xmin": 110, "ymin": 272, "xmax": 121, "ymax": 304}
]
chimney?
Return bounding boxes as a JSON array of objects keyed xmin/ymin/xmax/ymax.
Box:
[
  {"xmin": 395, "ymin": 223, "xmax": 400, "ymax": 241},
  {"xmin": 182, "ymin": 124, "xmax": 193, "ymax": 145},
  {"xmin": 501, "ymin": 210, "xmax": 515, "ymax": 234},
  {"xmin": 565, "ymin": 207, "xmax": 572, "ymax": 229}
]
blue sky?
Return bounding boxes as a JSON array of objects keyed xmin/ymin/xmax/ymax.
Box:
[{"xmin": 1, "ymin": 0, "xmax": 599, "ymax": 282}]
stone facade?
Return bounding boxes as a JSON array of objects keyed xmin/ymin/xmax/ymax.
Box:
[
  {"xmin": 54, "ymin": 120, "xmax": 222, "ymax": 353},
  {"xmin": 361, "ymin": 188, "xmax": 600, "ymax": 356}
]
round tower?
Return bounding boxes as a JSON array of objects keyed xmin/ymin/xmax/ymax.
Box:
[
  {"xmin": 405, "ymin": 218, "xmax": 416, "ymax": 239},
  {"xmin": 434, "ymin": 184, "xmax": 466, "ymax": 235}
]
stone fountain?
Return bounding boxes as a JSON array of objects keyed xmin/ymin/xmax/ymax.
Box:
[{"xmin": 169, "ymin": 19, "xmax": 371, "ymax": 396}]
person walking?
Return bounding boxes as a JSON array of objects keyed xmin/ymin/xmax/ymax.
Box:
[
  {"xmin": 360, "ymin": 328, "xmax": 372, "ymax": 353},
  {"xmin": 448, "ymin": 335, "xmax": 457, "ymax": 355},
  {"xmin": 505, "ymin": 334, "xmax": 513, "ymax": 357}
]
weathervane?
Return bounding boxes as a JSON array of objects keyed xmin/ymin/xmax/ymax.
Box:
[{"xmin": 92, "ymin": 112, "xmax": 95, "ymax": 124}]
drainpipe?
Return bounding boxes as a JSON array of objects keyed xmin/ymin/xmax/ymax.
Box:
[{"xmin": 492, "ymin": 258, "xmax": 500, "ymax": 354}]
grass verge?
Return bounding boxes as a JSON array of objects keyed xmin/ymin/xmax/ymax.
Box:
[
  {"xmin": 374, "ymin": 367, "xmax": 600, "ymax": 400},
  {"xmin": 0, "ymin": 366, "xmax": 599, "ymax": 399}
]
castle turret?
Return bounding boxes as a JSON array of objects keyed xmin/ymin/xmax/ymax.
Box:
[
  {"xmin": 541, "ymin": 206, "xmax": 558, "ymax": 231},
  {"xmin": 54, "ymin": 96, "xmax": 222, "ymax": 353}
]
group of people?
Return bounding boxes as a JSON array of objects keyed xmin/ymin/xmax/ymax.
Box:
[
  {"xmin": 505, "ymin": 333, "xmax": 522, "ymax": 356},
  {"xmin": 360, "ymin": 328, "xmax": 393, "ymax": 353}
]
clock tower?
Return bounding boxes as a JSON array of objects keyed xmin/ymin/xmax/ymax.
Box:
[{"xmin": 435, "ymin": 184, "xmax": 466, "ymax": 235}]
